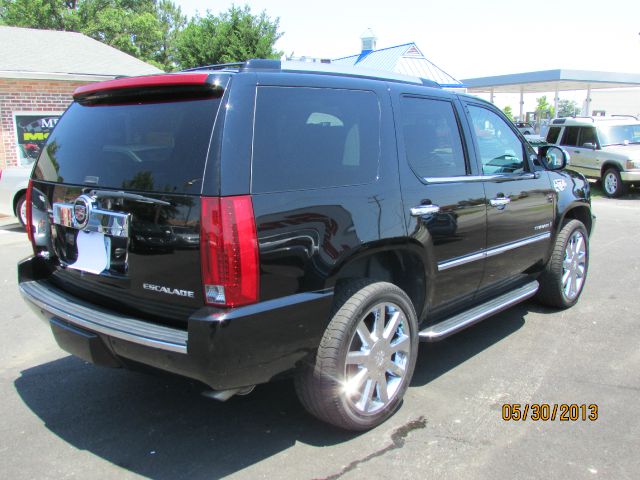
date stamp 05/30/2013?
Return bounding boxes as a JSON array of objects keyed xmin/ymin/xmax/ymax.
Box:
[{"xmin": 501, "ymin": 404, "xmax": 599, "ymax": 422}]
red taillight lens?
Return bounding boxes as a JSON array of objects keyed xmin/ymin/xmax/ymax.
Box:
[
  {"xmin": 200, "ymin": 195, "xmax": 259, "ymax": 307},
  {"xmin": 25, "ymin": 179, "xmax": 35, "ymax": 251}
]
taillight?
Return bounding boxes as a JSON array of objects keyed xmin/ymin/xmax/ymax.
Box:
[
  {"xmin": 200, "ymin": 196, "xmax": 259, "ymax": 307},
  {"xmin": 25, "ymin": 179, "xmax": 36, "ymax": 251}
]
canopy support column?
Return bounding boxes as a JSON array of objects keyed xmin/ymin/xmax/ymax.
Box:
[
  {"xmin": 519, "ymin": 88, "xmax": 524, "ymax": 121},
  {"xmin": 490, "ymin": 88, "xmax": 494, "ymax": 104},
  {"xmin": 584, "ymin": 84, "xmax": 592, "ymax": 116},
  {"xmin": 553, "ymin": 84, "xmax": 559, "ymax": 119}
]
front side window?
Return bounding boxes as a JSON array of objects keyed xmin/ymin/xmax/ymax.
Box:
[
  {"xmin": 468, "ymin": 105, "xmax": 524, "ymax": 175},
  {"xmin": 252, "ymin": 87, "xmax": 380, "ymax": 193},
  {"xmin": 400, "ymin": 96, "xmax": 467, "ymax": 178},
  {"xmin": 579, "ymin": 127, "xmax": 598, "ymax": 147}
]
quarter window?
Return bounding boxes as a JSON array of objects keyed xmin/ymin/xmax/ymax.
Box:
[
  {"xmin": 468, "ymin": 106, "xmax": 525, "ymax": 175},
  {"xmin": 546, "ymin": 126, "xmax": 561, "ymax": 144},
  {"xmin": 400, "ymin": 96, "xmax": 467, "ymax": 178},
  {"xmin": 252, "ymin": 87, "xmax": 380, "ymax": 193}
]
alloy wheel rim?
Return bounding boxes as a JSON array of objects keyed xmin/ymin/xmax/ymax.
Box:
[
  {"xmin": 562, "ymin": 231, "xmax": 587, "ymax": 300},
  {"xmin": 604, "ymin": 173, "xmax": 617, "ymax": 195},
  {"xmin": 342, "ymin": 302, "xmax": 410, "ymax": 415}
]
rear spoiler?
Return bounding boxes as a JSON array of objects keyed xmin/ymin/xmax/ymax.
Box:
[{"xmin": 73, "ymin": 73, "xmax": 221, "ymax": 101}]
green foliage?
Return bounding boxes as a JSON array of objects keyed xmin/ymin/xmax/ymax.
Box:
[
  {"xmin": 536, "ymin": 95, "xmax": 555, "ymax": 118},
  {"xmin": 502, "ymin": 105, "xmax": 514, "ymax": 121},
  {"xmin": 175, "ymin": 5, "xmax": 283, "ymax": 69},
  {"xmin": 0, "ymin": 1, "xmax": 282, "ymax": 72},
  {"xmin": 0, "ymin": 0, "xmax": 78, "ymax": 30},
  {"xmin": 557, "ymin": 99, "xmax": 581, "ymax": 117}
]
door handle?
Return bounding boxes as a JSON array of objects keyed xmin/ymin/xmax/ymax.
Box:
[
  {"xmin": 490, "ymin": 197, "xmax": 511, "ymax": 207},
  {"xmin": 410, "ymin": 204, "xmax": 440, "ymax": 216}
]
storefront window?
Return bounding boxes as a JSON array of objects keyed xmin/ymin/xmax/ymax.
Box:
[{"xmin": 14, "ymin": 113, "xmax": 62, "ymax": 166}]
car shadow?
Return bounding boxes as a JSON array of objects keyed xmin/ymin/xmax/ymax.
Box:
[
  {"xmin": 14, "ymin": 302, "xmax": 530, "ymax": 479},
  {"xmin": 0, "ymin": 223, "xmax": 25, "ymax": 233}
]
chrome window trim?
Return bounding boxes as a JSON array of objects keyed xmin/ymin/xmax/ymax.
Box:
[
  {"xmin": 423, "ymin": 172, "xmax": 536, "ymax": 184},
  {"xmin": 438, "ymin": 232, "xmax": 551, "ymax": 271}
]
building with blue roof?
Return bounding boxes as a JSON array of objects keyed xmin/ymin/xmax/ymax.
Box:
[{"xmin": 332, "ymin": 30, "xmax": 463, "ymax": 89}]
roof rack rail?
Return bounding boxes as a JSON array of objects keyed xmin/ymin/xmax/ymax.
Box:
[
  {"xmin": 612, "ymin": 114, "xmax": 639, "ymax": 120},
  {"xmin": 181, "ymin": 62, "xmax": 245, "ymax": 72},
  {"xmin": 570, "ymin": 116, "xmax": 595, "ymax": 122}
]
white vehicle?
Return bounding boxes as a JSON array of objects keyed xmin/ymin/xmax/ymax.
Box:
[
  {"xmin": 545, "ymin": 116, "xmax": 640, "ymax": 197},
  {"xmin": 0, "ymin": 164, "xmax": 32, "ymax": 225}
]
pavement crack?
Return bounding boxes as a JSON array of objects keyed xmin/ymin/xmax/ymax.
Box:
[{"xmin": 314, "ymin": 416, "xmax": 426, "ymax": 480}]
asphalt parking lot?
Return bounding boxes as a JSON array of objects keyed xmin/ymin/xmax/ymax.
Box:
[{"xmin": 1, "ymin": 196, "xmax": 639, "ymax": 480}]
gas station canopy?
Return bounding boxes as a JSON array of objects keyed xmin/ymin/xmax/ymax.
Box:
[{"xmin": 461, "ymin": 69, "xmax": 640, "ymax": 119}]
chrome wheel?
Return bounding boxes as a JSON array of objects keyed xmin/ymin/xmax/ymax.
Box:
[
  {"xmin": 562, "ymin": 230, "xmax": 587, "ymax": 300},
  {"xmin": 604, "ymin": 172, "xmax": 618, "ymax": 195},
  {"xmin": 19, "ymin": 199, "xmax": 27, "ymax": 226},
  {"xmin": 343, "ymin": 302, "xmax": 410, "ymax": 415}
]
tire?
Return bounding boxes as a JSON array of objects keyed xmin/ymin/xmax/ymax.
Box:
[
  {"xmin": 602, "ymin": 168, "xmax": 626, "ymax": 198},
  {"xmin": 295, "ymin": 280, "xmax": 419, "ymax": 431},
  {"xmin": 536, "ymin": 220, "xmax": 589, "ymax": 308},
  {"xmin": 15, "ymin": 193, "xmax": 27, "ymax": 227}
]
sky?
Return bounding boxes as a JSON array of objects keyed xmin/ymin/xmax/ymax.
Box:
[
  {"xmin": 173, "ymin": 0, "xmax": 640, "ymax": 115},
  {"xmin": 173, "ymin": 0, "xmax": 640, "ymax": 79}
]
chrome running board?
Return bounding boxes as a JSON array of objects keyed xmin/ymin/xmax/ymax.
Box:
[{"xmin": 419, "ymin": 281, "xmax": 539, "ymax": 342}]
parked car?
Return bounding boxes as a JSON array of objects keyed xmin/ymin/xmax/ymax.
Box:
[
  {"xmin": 545, "ymin": 116, "xmax": 640, "ymax": 197},
  {"xmin": 514, "ymin": 121, "xmax": 535, "ymax": 135},
  {"xmin": 18, "ymin": 60, "xmax": 594, "ymax": 431},
  {"xmin": 0, "ymin": 164, "xmax": 32, "ymax": 225}
]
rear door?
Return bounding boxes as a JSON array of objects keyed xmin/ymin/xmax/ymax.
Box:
[
  {"xmin": 462, "ymin": 101, "xmax": 555, "ymax": 292},
  {"xmin": 392, "ymin": 89, "xmax": 487, "ymax": 313},
  {"xmin": 31, "ymin": 77, "xmax": 228, "ymax": 325}
]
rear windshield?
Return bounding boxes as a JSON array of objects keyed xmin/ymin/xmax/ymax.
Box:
[{"xmin": 34, "ymin": 95, "xmax": 222, "ymax": 194}]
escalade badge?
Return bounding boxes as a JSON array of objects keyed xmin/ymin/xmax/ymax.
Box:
[
  {"xmin": 553, "ymin": 179, "xmax": 567, "ymax": 192},
  {"xmin": 73, "ymin": 195, "xmax": 92, "ymax": 229}
]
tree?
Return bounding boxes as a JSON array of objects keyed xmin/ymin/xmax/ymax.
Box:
[
  {"xmin": 156, "ymin": 0, "xmax": 186, "ymax": 71},
  {"xmin": 535, "ymin": 95, "xmax": 555, "ymax": 120},
  {"xmin": 502, "ymin": 105, "xmax": 514, "ymax": 121},
  {"xmin": 0, "ymin": 0, "xmax": 78, "ymax": 30},
  {"xmin": 557, "ymin": 99, "xmax": 581, "ymax": 117},
  {"xmin": 175, "ymin": 5, "xmax": 283, "ymax": 69}
]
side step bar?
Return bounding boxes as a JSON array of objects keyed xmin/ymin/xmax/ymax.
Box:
[{"xmin": 419, "ymin": 281, "xmax": 539, "ymax": 342}]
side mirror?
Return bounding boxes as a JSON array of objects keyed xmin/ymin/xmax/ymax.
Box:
[
  {"xmin": 582, "ymin": 142, "xmax": 597, "ymax": 150},
  {"xmin": 538, "ymin": 145, "xmax": 568, "ymax": 171}
]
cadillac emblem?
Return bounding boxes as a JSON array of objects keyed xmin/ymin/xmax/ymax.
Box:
[{"xmin": 73, "ymin": 196, "xmax": 92, "ymax": 229}]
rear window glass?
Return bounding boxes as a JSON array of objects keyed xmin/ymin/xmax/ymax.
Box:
[
  {"xmin": 546, "ymin": 126, "xmax": 561, "ymax": 144},
  {"xmin": 34, "ymin": 96, "xmax": 222, "ymax": 194},
  {"xmin": 560, "ymin": 126, "xmax": 579, "ymax": 146},
  {"xmin": 251, "ymin": 87, "xmax": 380, "ymax": 193}
]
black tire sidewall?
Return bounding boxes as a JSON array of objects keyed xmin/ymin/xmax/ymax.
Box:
[
  {"xmin": 603, "ymin": 169, "xmax": 623, "ymax": 198},
  {"xmin": 16, "ymin": 194, "xmax": 27, "ymax": 227}
]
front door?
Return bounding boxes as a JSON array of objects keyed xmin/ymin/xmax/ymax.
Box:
[
  {"xmin": 464, "ymin": 103, "xmax": 555, "ymax": 291},
  {"xmin": 394, "ymin": 92, "xmax": 487, "ymax": 313}
]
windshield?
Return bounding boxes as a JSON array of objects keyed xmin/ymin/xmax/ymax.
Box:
[{"xmin": 598, "ymin": 124, "xmax": 640, "ymax": 146}]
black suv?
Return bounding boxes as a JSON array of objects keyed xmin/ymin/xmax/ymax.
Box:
[{"xmin": 19, "ymin": 60, "xmax": 594, "ymax": 431}]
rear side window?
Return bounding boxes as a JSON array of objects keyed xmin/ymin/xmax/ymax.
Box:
[
  {"xmin": 34, "ymin": 96, "xmax": 222, "ymax": 194},
  {"xmin": 400, "ymin": 96, "xmax": 467, "ymax": 178},
  {"xmin": 560, "ymin": 126, "xmax": 580, "ymax": 146},
  {"xmin": 251, "ymin": 87, "xmax": 380, "ymax": 193},
  {"xmin": 546, "ymin": 126, "xmax": 561, "ymax": 144}
]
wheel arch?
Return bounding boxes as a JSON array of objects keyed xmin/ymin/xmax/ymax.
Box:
[
  {"xmin": 327, "ymin": 241, "xmax": 434, "ymax": 322},
  {"xmin": 560, "ymin": 204, "xmax": 593, "ymax": 236},
  {"xmin": 12, "ymin": 188, "xmax": 27, "ymax": 215}
]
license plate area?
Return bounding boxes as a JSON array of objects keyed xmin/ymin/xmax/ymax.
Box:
[{"xmin": 52, "ymin": 201, "xmax": 130, "ymax": 275}]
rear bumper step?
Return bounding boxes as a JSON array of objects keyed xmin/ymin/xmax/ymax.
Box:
[
  {"xmin": 419, "ymin": 281, "xmax": 539, "ymax": 342},
  {"xmin": 19, "ymin": 280, "xmax": 188, "ymax": 353}
]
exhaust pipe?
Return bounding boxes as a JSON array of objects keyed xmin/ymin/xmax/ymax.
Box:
[{"xmin": 202, "ymin": 385, "xmax": 255, "ymax": 402}]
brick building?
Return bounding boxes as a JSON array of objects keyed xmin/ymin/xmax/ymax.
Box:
[{"xmin": 0, "ymin": 26, "xmax": 160, "ymax": 169}]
